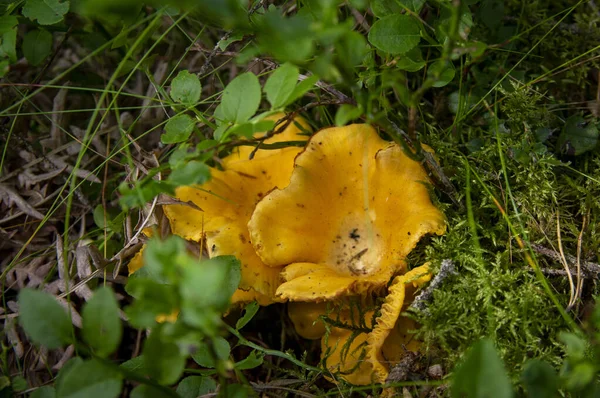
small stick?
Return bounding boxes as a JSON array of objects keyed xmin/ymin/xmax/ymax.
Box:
[{"xmin": 410, "ymin": 259, "xmax": 456, "ymax": 311}]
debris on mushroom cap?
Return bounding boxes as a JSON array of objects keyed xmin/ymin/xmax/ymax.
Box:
[
  {"xmin": 162, "ymin": 116, "xmax": 311, "ymax": 303},
  {"xmin": 287, "ymin": 264, "xmax": 431, "ymax": 385},
  {"xmin": 248, "ymin": 124, "xmax": 446, "ymax": 302}
]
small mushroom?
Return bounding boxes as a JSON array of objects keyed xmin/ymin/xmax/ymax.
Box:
[{"xmin": 288, "ymin": 264, "xmax": 431, "ymax": 385}]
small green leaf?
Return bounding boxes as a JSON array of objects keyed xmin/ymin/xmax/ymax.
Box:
[
  {"xmin": 176, "ymin": 376, "xmax": 217, "ymax": 398},
  {"xmin": 56, "ymin": 359, "xmax": 122, "ymax": 398},
  {"xmin": 179, "ymin": 256, "xmax": 241, "ymax": 316},
  {"xmin": 223, "ymin": 384, "xmax": 252, "ymax": 398},
  {"xmin": 22, "ymin": 0, "xmax": 69, "ymax": 25},
  {"xmin": 556, "ymin": 116, "xmax": 599, "ymax": 156},
  {"xmin": 82, "ymin": 287, "xmax": 122, "ymax": 358},
  {"xmin": 565, "ymin": 362, "xmax": 596, "ymax": 391},
  {"xmin": 168, "ymin": 160, "xmax": 211, "ymax": 186},
  {"xmin": 170, "ymin": 70, "xmax": 202, "ymax": 105},
  {"xmin": 236, "ymin": 301, "xmax": 259, "ymax": 330},
  {"xmin": 221, "ymin": 72, "xmax": 261, "ymax": 123},
  {"xmin": 0, "ymin": 16, "xmax": 17, "ymax": 62},
  {"xmin": 162, "ymin": 114, "xmax": 196, "ymax": 144},
  {"xmin": 30, "ymin": 386, "xmax": 56, "ymax": 398},
  {"xmin": 1, "ymin": 29, "xmax": 17, "ymax": 63},
  {"xmin": 264, "ymin": 63, "xmax": 299, "ymax": 109},
  {"xmin": 559, "ymin": 332, "xmax": 588, "ymax": 361},
  {"xmin": 284, "ymin": 75, "xmax": 319, "ymax": 106},
  {"xmin": 18, "ymin": 289, "xmax": 72, "ymax": 349},
  {"xmin": 143, "ymin": 327, "xmax": 186, "ymax": 385},
  {"xmin": 124, "ymin": 279, "xmax": 179, "ymax": 329},
  {"xmin": 218, "ymin": 33, "xmax": 244, "ymax": 51},
  {"xmin": 235, "ymin": 350, "xmax": 264, "ymax": 370},
  {"xmin": 521, "ymin": 359, "xmax": 559, "ymax": 398},
  {"xmin": 428, "ymin": 60, "xmax": 456, "ymax": 87},
  {"xmin": 192, "ymin": 337, "xmax": 230, "ymax": 368},
  {"xmin": 451, "ymin": 339, "xmax": 513, "ymax": 398},
  {"xmin": 55, "ymin": 357, "xmax": 83, "ymax": 393},
  {"xmin": 368, "ymin": 14, "xmax": 421, "ymax": 55},
  {"xmin": 335, "ymin": 104, "xmax": 363, "ymax": 127},
  {"xmin": 22, "ymin": 29, "xmax": 53, "ymax": 66},
  {"xmin": 396, "ymin": 47, "xmax": 426, "ymax": 72},
  {"xmin": 11, "ymin": 376, "xmax": 27, "ymax": 392},
  {"xmin": 120, "ymin": 356, "xmax": 146, "ymax": 373},
  {"xmin": 371, "ymin": 0, "xmax": 425, "ymax": 17},
  {"xmin": 0, "ymin": 16, "xmax": 17, "ymax": 34}
]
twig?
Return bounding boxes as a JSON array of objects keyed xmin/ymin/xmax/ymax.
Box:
[
  {"xmin": 248, "ymin": 100, "xmax": 350, "ymax": 159},
  {"xmin": 530, "ymin": 243, "xmax": 600, "ymax": 275},
  {"xmin": 410, "ymin": 259, "xmax": 456, "ymax": 311}
]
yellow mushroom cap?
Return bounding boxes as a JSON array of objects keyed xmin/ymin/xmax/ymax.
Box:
[
  {"xmin": 163, "ymin": 116, "xmax": 311, "ymax": 302},
  {"xmin": 248, "ymin": 124, "xmax": 445, "ymax": 301}
]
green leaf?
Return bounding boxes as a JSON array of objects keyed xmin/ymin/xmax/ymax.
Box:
[
  {"xmin": 559, "ymin": 332, "xmax": 588, "ymax": 361},
  {"xmin": 168, "ymin": 160, "xmax": 211, "ymax": 186},
  {"xmin": 11, "ymin": 376, "xmax": 27, "ymax": 392},
  {"xmin": 556, "ymin": 116, "xmax": 599, "ymax": 156},
  {"xmin": 143, "ymin": 236, "xmax": 186, "ymax": 281},
  {"xmin": 22, "ymin": 0, "xmax": 69, "ymax": 25},
  {"xmin": 566, "ymin": 362, "xmax": 596, "ymax": 391},
  {"xmin": 82, "ymin": 287, "xmax": 122, "ymax": 358},
  {"xmin": 56, "ymin": 359, "xmax": 122, "ymax": 398},
  {"xmin": 0, "ymin": 15, "xmax": 17, "ymax": 34},
  {"xmin": 18, "ymin": 288, "xmax": 72, "ymax": 349},
  {"xmin": 30, "ymin": 386, "xmax": 56, "ymax": 398},
  {"xmin": 1, "ymin": 29, "xmax": 17, "ymax": 63},
  {"xmin": 124, "ymin": 279, "xmax": 179, "ymax": 328},
  {"xmin": 521, "ymin": 359, "xmax": 559, "ymax": 398},
  {"xmin": 191, "ymin": 337, "xmax": 230, "ymax": 368},
  {"xmin": 22, "ymin": 29, "xmax": 53, "ymax": 66},
  {"xmin": 143, "ymin": 327, "xmax": 186, "ymax": 385},
  {"xmin": 176, "ymin": 376, "xmax": 217, "ymax": 398},
  {"xmin": 428, "ymin": 60, "xmax": 456, "ymax": 87},
  {"xmin": 0, "ymin": 16, "xmax": 17, "ymax": 62},
  {"xmin": 162, "ymin": 114, "xmax": 196, "ymax": 144},
  {"xmin": 120, "ymin": 355, "xmax": 146, "ymax": 373},
  {"xmin": 223, "ymin": 384, "xmax": 252, "ymax": 398},
  {"xmin": 264, "ymin": 63, "xmax": 299, "ymax": 109},
  {"xmin": 130, "ymin": 385, "xmax": 172, "ymax": 398},
  {"xmin": 235, "ymin": 350, "xmax": 264, "ymax": 370},
  {"xmin": 371, "ymin": 0, "xmax": 425, "ymax": 17},
  {"xmin": 218, "ymin": 33, "xmax": 244, "ymax": 51},
  {"xmin": 55, "ymin": 357, "xmax": 83, "ymax": 393},
  {"xmin": 368, "ymin": 14, "xmax": 421, "ymax": 55},
  {"xmin": 335, "ymin": 104, "xmax": 363, "ymax": 127},
  {"xmin": 451, "ymin": 339, "xmax": 513, "ymax": 398},
  {"xmin": 396, "ymin": 47, "xmax": 426, "ymax": 72},
  {"xmin": 236, "ymin": 301, "xmax": 259, "ymax": 330},
  {"xmin": 284, "ymin": 75, "xmax": 319, "ymax": 106},
  {"xmin": 170, "ymin": 70, "xmax": 202, "ymax": 105},
  {"xmin": 179, "ymin": 256, "xmax": 241, "ymax": 316},
  {"xmin": 338, "ymin": 30, "xmax": 368, "ymax": 69},
  {"xmin": 221, "ymin": 72, "xmax": 261, "ymax": 123}
]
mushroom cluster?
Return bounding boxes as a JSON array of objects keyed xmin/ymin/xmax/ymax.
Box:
[{"xmin": 131, "ymin": 116, "xmax": 446, "ymax": 385}]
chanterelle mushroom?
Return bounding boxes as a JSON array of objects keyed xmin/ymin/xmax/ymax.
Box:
[
  {"xmin": 288, "ymin": 264, "xmax": 431, "ymax": 385},
  {"xmin": 161, "ymin": 116, "xmax": 311, "ymax": 304},
  {"xmin": 248, "ymin": 124, "xmax": 445, "ymax": 302}
]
